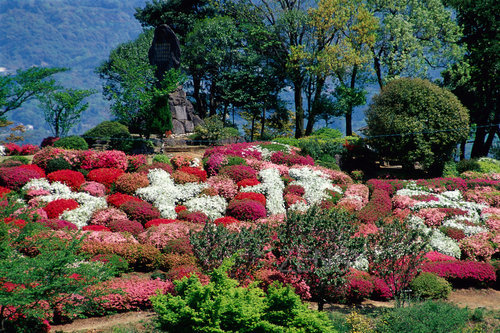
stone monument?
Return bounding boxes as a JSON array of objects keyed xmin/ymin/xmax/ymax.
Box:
[{"xmin": 149, "ymin": 24, "xmax": 202, "ymax": 135}]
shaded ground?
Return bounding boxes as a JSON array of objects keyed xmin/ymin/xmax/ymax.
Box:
[{"xmin": 51, "ymin": 289, "xmax": 500, "ymax": 332}]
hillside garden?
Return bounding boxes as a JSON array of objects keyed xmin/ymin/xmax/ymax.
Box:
[{"xmin": 0, "ymin": 137, "xmax": 498, "ymax": 332}]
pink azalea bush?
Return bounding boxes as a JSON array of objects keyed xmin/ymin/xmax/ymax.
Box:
[
  {"xmin": 417, "ymin": 208, "xmax": 447, "ymax": 227},
  {"xmin": 459, "ymin": 232, "xmax": 497, "ymax": 261},
  {"xmin": 79, "ymin": 181, "xmax": 106, "ymax": 197},
  {"xmin": 421, "ymin": 260, "xmax": 496, "ymax": 287},
  {"xmin": 137, "ymin": 222, "xmax": 191, "ymax": 250},
  {"xmin": 89, "ymin": 208, "xmax": 128, "ymax": 226},
  {"xmin": 227, "ymin": 199, "xmax": 267, "ymax": 221},
  {"xmin": 207, "ymin": 176, "xmax": 238, "ymax": 200}
]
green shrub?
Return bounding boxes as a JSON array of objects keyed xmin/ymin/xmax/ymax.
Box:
[
  {"xmin": 456, "ymin": 159, "xmax": 481, "ymax": 174},
  {"xmin": 152, "ymin": 154, "xmax": 171, "ymax": 164},
  {"xmin": 311, "ymin": 127, "xmax": 343, "ymax": 139},
  {"xmin": 258, "ymin": 142, "xmax": 289, "ymax": 153},
  {"xmin": 410, "ymin": 272, "xmax": 451, "ymax": 300},
  {"xmin": 151, "ymin": 258, "xmax": 336, "ymax": 332},
  {"xmin": 376, "ymin": 301, "xmax": 469, "ymax": 333},
  {"xmin": 316, "ymin": 154, "xmax": 340, "ymax": 170},
  {"xmin": 365, "ymin": 78, "xmax": 469, "ymax": 174},
  {"xmin": 83, "ymin": 121, "xmax": 133, "ymax": 152},
  {"xmin": 477, "ymin": 157, "xmax": 500, "ymax": 173},
  {"xmin": 45, "ymin": 157, "xmax": 72, "ymax": 173},
  {"xmin": 2, "ymin": 156, "xmax": 30, "ymax": 165},
  {"xmin": 53, "ymin": 135, "xmax": 89, "ymax": 150},
  {"xmin": 190, "ymin": 116, "xmax": 239, "ymax": 143},
  {"xmin": 224, "ymin": 156, "xmax": 247, "ymax": 167},
  {"xmin": 272, "ymin": 137, "xmax": 300, "ymax": 147},
  {"xmin": 442, "ymin": 160, "xmax": 459, "ymax": 177}
]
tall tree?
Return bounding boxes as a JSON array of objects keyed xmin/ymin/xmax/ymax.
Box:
[
  {"xmin": 368, "ymin": 0, "xmax": 463, "ymax": 88},
  {"xmin": 443, "ymin": 0, "xmax": 499, "ymax": 158},
  {"xmin": 0, "ymin": 67, "xmax": 66, "ymax": 123},
  {"xmin": 38, "ymin": 88, "xmax": 95, "ymax": 137}
]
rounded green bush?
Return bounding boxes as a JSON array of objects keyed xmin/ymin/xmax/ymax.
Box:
[
  {"xmin": 456, "ymin": 159, "xmax": 481, "ymax": 174},
  {"xmin": 477, "ymin": 157, "xmax": 500, "ymax": 173},
  {"xmin": 311, "ymin": 127, "xmax": 343, "ymax": 139},
  {"xmin": 83, "ymin": 121, "xmax": 132, "ymax": 152},
  {"xmin": 2, "ymin": 156, "xmax": 30, "ymax": 165},
  {"xmin": 365, "ymin": 78, "xmax": 469, "ymax": 174},
  {"xmin": 152, "ymin": 154, "xmax": 171, "ymax": 164},
  {"xmin": 53, "ymin": 135, "xmax": 89, "ymax": 150},
  {"xmin": 46, "ymin": 157, "xmax": 72, "ymax": 173},
  {"xmin": 410, "ymin": 272, "xmax": 452, "ymax": 300}
]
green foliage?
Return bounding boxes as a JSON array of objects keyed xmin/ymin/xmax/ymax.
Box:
[
  {"xmin": 456, "ymin": 159, "xmax": 481, "ymax": 174},
  {"xmin": 258, "ymin": 143, "xmax": 289, "ymax": 153},
  {"xmin": 45, "ymin": 157, "xmax": 72, "ymax": 173},
  {"xmin": 2, "ymin": 156, "xmax": 30, "ymax": 165},
  {"xmin": 477, "ymin": 157, "xmax": 500, "ymax": 173},
  {"xmin": 442, "ymin": 160, "xmax": 459, "ymax": 177},
  {"xmin": 38, "ymin": 87, "xmax": 96, "ymax": 137},
  {"xmin": 365, "ymin": 78, "xmax": 470, "ymax": 174},
  {"xmin": 151, "ymin": 258, "xmax": 337, "ymax": 332},
  {"xmin": 152, "ymin": 154, "xmax": 171, "ymax": 164},
  {"xmin": 310, "ymin": 128, "xmax": 343, "ymax": 139},
  {"xmin": 366, "ymin": 218, "xmax": 430, "ymax": 307},
  {"xmin": 276, "ymin": 206, "xmax": 365, "ymax": 310},
  {"xmin": 224, "ymin": 156, "xmax": 247, "ymax": 167},
  {"xmin": 190, "ymin": 116, "xmax": 240, "ymax": 143},
  {"xmin": 83, "ymin": 121, "xmax": 132, "ymax": 152},
  {"xmin": 375, "ymin": 301, "xmax": 469, "ymax": 333},
  {"xmin": 410, "ymin": 272, "xmax": 451, "ymax": 300},
  {"xmin": 53, "ymin": 135, "xmax": 89, "ymax": 150}
]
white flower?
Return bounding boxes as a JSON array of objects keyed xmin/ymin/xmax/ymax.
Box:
[
  {"xmin": 428, "ymin": 230, "xmax": 461, "ymax": 258},
  {"xmin": 288, "ymin": 201, "xmax": 308, "ymax": 212},
  {"xmin": 184, "ymin": 195, "xmax": 227, "ymax": 220},
  {"xmin": 442, "ymin": 219, "xmax": 488, "ymax": 236},
  {"xmin": 289, "ymin": 167, "xmax": 335, "ymax": 205},
  {"xmin": 242, "ymin": 168, "xmax": 286, "ymax": 215}
]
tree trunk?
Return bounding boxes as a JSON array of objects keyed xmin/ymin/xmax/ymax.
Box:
[
  {"xmin": 261, "ymin": 107, "xmax": 266, "ymax": 139},
  {"xmin": 459, "ymin": 139, "xmax": 466, "ymax": 160},
  {"xmin": 317, "ymin": 300, "xmax": 325, "ymax": 311},
  {"xmin": 471, "ymin": 127, "xmax": 487, "ymax": 158},
  {"xmin": 209, "ymin": 77, "xmax": 217, "ymax": 117},
  {"xmin": 373, "ymin": 54, "xmax": 384, "ymax": 89},
  {"xmin": 251, "ymin": 111, "xmax": 256, "ymax": 142},
  {"xmin": 192, "ymin": 75, "xmax": 205, "ymax": 118},
  {"xmin": 345, "ymin": 66, "xmax": 358, "ymax": 137},
  {"xmin": 294, "ymin": 78, "xmax": 304, "ymax": 139},
  {"xmin": 305, "ymin": 77, "xmax": 325, "ymax": 136}
]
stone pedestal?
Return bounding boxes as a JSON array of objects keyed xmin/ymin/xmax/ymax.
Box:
[{"xmin": 169, "ymin": 87, "xmax": 203, "ymax": 135}]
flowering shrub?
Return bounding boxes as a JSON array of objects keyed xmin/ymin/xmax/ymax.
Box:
[
  {"xmin": 162, "ymin": 253, "xmax": 197, "ymax": 271},
  {"xmin": 175, "ymin": 205, "xmax": 187, "ymax": 214},
  {"xmin": 127, "ymin": 155, "xmax": 147, "ymax": 172},
  {"xmin": 417, "ymin": 208, "xmax": 447, "ymax": 227},
  {"xmin": 17, "ymin": 164, "xmax": 45, "ymax": 178},
  {"xmin": 21, "ymin": 144, "xmax": 40, "ymax": 155},
  {"xmin": 145, "ymin": 219, "xmax": 179, "ymax": 229},
  {"xmin": 421, "ymin": 260, "xmax": 496, "ymax": 287},
  {"xmin": 219, "ymin": 165, "xmax": 257, "ymax": 183},
  {"xmin": 203, "ymin": 142, "xmax": 261, "ymax": 161},
  {"xmin": 357, "ymin": 189, "xmax": 392, "ymax": 224},
  {"xmin": 82, "ymin": 225, "xmax": 111, "ymax": 232},
  {"xmin": 41, "ymin": 136, "xmax": 60, "ymax": 148},
  {"xmin": 463, "ymin": 186, "xmax": 500, "ymax": 207},
  {"xmin": 80, "ymin": 150, "xmax": 128, "ymax": 170},
  {"xmin": 184, "ymin": 195, "xmax": 227, "ymax": 220},
  {"xmin": 93, "ymin": 277, "xmax": 174, "ymax": 312},
  {"xmin": 87, "ymin": 168, "xmax": 125, "ymax": 189},
  {"xmin": 270, "ymin": 151, "xmax": 314, "ymax": 166},
  {"xmin": 3, "ymin": 143, "xmax": 22, "ymax": 155},
  {"xmin": 178, "ymin": 166, "xmax": 207, "ymax": 182},
  {"xmin": 283, "ymin": 184, "xmax": 305, "ymax": 197},
  {"xmin": 89, "ymin": 207, "xmax": 128, "ymax": 226},
  {"xmin": 32, "ymin": 147, "xmax": 79, "ymax": 170},
  {"xmin": 120, "ymin": 200, "xmax": 161, "ymax": 225},
  {"xmin": 237, "ymin": 178, "xmax": 261, "ymax": 189},
  {"xmin": 47, "ymin": 170, "xmax": 85, "ymax": 190},
  {"xmin": 440, "ymin": 226, "xmax": 466, "ymax": 241},
  {"xmin": 206, "ymin": 176, "xmax": 238, "ymax": 200},
  {"xmin": 424, "ymin": 251, "xmax": 457, "ymax": 262},
  {"xmin": 106, "ymin": 193, "xmax": 142, "ymax": 207},
  {"xmin": 459, "ymin": 232, "xmax": 497, "ymax": 261},
  {"xmin": 0, "ymin": 166, "xmax": 43, "ymax": 190},
  {"xmin": 254, "ymin": 268, "xmax": 311, "ymax": 300},
  {"xmin": 172, "ymin": 170, "xmax": 200, "ymax": 184},
  {"xmin": 115, "ymin": 172, "xmax": 149, "ymax": 195},
  {"xmin": 0, "ymin": 186, "xmax": 11, "ymax": 197},
  {"xmin": 213, "ymin": 216, "xmax": 239, "ymax": 226},
  {"xmin": 108, "ymin": 219, "xmax": 144, "ymax": 235},
  {"xmin": 341, "ymin": 269, "xmax": 374, "ymax": 303},
  {"xmin": 371, "ymin": 277, "xmax": 393, "ymax": 300},
  {"xmin": 43, "ymin": 219, "xmax": 78, "ymax": 231},
  {"xmin": 137, "ymin": 163, "xmax": 173, "ymax": 175},
  {"xmin": 204, "ymin": 153, "xmax": 226, "ymax": 176},
  {"xmin": 138, "ymin": 223, "xmax": 191, "ymax": 250},
  {"xmin": 234, "ymin": 192, "xmax": 266, "ymax": 207},
  {"xmin": 227, "ymin": 199, "xmax": 267, "ymax": 221},
  {"xmin": 43, "ymin": 199, "xmax": 79, "ymax": 219},
  {"xmin": 170, "ymin": 154, "xmax": 194, "ymax": 169},
  {"xmin": 79, "ymin": 181, "xmax": 106, "ymax": 197},
  {"xmin": 284, "ymin": 194, "xmax": 307, "ymax": 208}
]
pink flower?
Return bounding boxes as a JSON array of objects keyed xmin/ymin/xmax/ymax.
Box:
[{"xmin": 417, "ymin": 208, "xmax": 447, "ymax": 227}]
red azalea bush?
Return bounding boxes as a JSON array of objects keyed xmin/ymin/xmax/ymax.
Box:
[
  {"xmin": 178, "ymin": 166, "xmax": 207, "ymax": 182},
  {"xmin": 119, "ymin": 200, "xmax": 161, "ymax": 225},
  {"xmin": 424, "ymin": 251, "xmax": 457, "ymax": 262},
  {"xmin": 366, "ymin": 179, "xmax": 406, "ymax": 196},
  {"xmin": 0, "ymin": 166, "xmax": 43, "ymax": 190},
  {"xmin": 270, "ymin": 151, "xmax": 314, "ymax": 166},
  {"xmin": 81, "ymin": 242, "xmax": 162, "ymax": 271},
  {"xmin": 0, "ymin": 186, "xmax": 11, "ymax": 197},
  {"xmin": 284, "ymin": 184, "xmax": 305, "ymax": 197},
  {"xmin": 166, "ymin": 265, "xmax": 210, "ymax": 285},
  {"xmin": 254, "ymin": 268, "xmax": 311, "ymax": 300},
  {"xmin": 175, "ymin": 205, "xmax": 187, "ymax": 214},
  {"xmin": 42, "ymin": 199, "xmax": 79, "ymax": 219},
  {"xmin": 43, "ymin": 219, "xmax": 78, "ymax": 231},
  {"xmin": 227, "ymin": 199, "xmax": 267, "ymax": 221},
  {"xmin": 237, "ymin": 178, "xmax": 261, "ymax": 188},
  {"xmin": 170, "ymin": 154, "xmax": 194, "ymax": 169},
  {"xmin": 440, "ymin": 226, "xmax": 466, "ymax": 241},
  {"xmin": 145, "ymin": 218, "xmax": 179, "ymax": 229},
  {"xmin": 106, "ymin": 193, "xmax": 142, "ymax": 207},
  {"xmin": 183, "ymin": 211, "xmax": 209, "ymax": 224},
  {"xmin": 87, "ymin": 168, "xmax": 125, "ymax": 189},
  {"xmin": 234, "ymin": 192, "xmax": 266, "ymax": 207},
  {"xmin": 79, "ymin": 181, "xmax": 106, "ymax": 197},
  {"xmin": 80, "ymin": 150, "xmax": 128, "ymax": 170},
  {"xmin": 357, "ymin": 189, "xmax": 392, "ymax": 224},
  {"xmin": 219, "ymin": 165, "xmax": 257, "ymax": 183},
  {"xmin": 371, "ymin": 277, "xmax": 393, "ymax": 300},
  {"xmin": 115, "ymin": 172, "xmax": 149, "ymax": 195},
  {"xmin": 32, "ymin": 147, "xmax": 77, "ymax": 170},
  {"xmin": 17, "ymin": 164, "xmax": 45, "ymax": 178},
  {"xmin": 137, "ymin": 163, "xmax": 173, "ymax": 175},
  {"xmin": 341, "ymin": 269, "xmax": 374, "ymax": 303},
  {"xmin": 421, "ymin": 260, "xmax": 496, "ymax": 287},
  {"xmin": 3, "ymin": 143, "xmax": 22, "ymax": 155},
  {"xmin": 127, "ymin": 155, "xmax": 147, "ymax": 172},
  {"xmin": 47, "ymin": 170, "xmax": 85, "ymax": 190},
  {"xmin": 20, "ymin": 144, "xmax": 40, "ymax": 155},
  {"xmin": 172, "ymin": 171, "xmax": 200, "ymax": 184},
  {"xmin": 82, "ymin": 225, "xmax": 112, "ymax": 232},
  {"xmin": 108, "ymin": 219, "xmax": 144, "ymax": 235},
  {"xmin": 41, "ymin": 136, "xmax": 60, "ymax": 148},
  {"xmin": 214, "ymin": 216, "xmax": 239, "ymax": 226},
  {"xmin": 92, "ymin": 277, "xmax": 174, "ymax": 312},
  {"xmin": 284, "ymin": 194, "xmax": 307, "ymax": 208}
]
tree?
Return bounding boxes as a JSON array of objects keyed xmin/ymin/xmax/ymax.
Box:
[
  {"xmin": 38, "ymin": 88, "xmax": 95, "ymax": 137},
  {"xmin": 365, "ymin": 78, "xmax": 469, "ymax": 174},
  {"xmin": 275, "ymin": 206, "xmax": 365, "ymax": 311},
  {"xmin": 442, "ymin": 0, "xmax": 499, "ymax": 158},
  {"xmin": 0, "ymin": 67, "xmax": 66, "ymax": 122},
  {"xmin": 367, "ymin": 0, "xmax": 463, "ymax": 88}
]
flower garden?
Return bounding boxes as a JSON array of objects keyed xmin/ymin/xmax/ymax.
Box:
[{"xmin": 0, "ymin": 142, "xmax": 498, "ymax": 332}]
